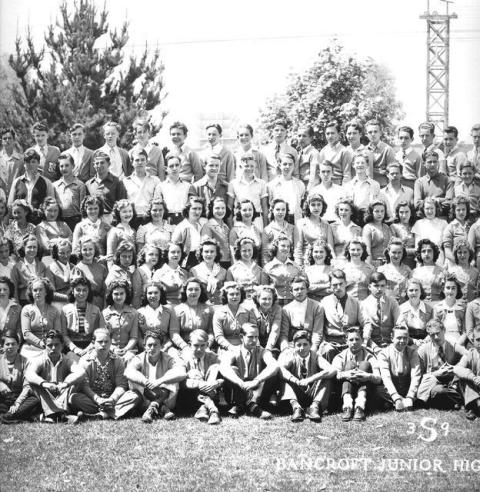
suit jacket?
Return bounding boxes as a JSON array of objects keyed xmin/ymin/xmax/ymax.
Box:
[
  {"xmin": 129, "ymin": 143, "xmax": 165, "ymax": 180},
  {"xmin": 280, "ymin": 298, "xmax": 323, "ymax": 350},
  {"xmin": 279, "ymin": 349, "xmax": 333, "ymax": 382},
  {"xmin": 320, "ymin": 294, "xmax": 363, "ymax": 342},
  {"xmin": 76, "ymin": 147, "xmax": 95, "ymax": 183},
  {"xmin": 27, "ymin": 145, "xmax": 61, "ymax": 182}
]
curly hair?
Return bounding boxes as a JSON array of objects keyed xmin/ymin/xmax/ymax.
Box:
[
  {"xmin": 418, "ymin": 197, "xmax": 440, "ymax": 219},
  {"xmin": 415, "ymin": 238, "xmax": 440, "ymax": 265},
  {"xmin": 0, "ymin": 276, "xmax": 15, "ymax": 299},
  {"xmin": 268, "ymin": 198, "xmax": 290, "ymax": 222},
  {"xmin": 161, "ymin": 241, "xmax": 185, "ymax": 265},
  {"xmin": 196, "ymin": 237, "xmax": 221, "ymax": 263},
  {"xmin": 306, "ymin": 239, "xmax": 333, "ymax": 266},
  {"xmin": 137, "ymin": 244, "xmax": 162, "ymax": 269},
  {"xmin": 17, "ymin": 234, "xmax": 41, "ymax": 259},
  {"xmin": 113, "ymin": 240, "xmax": 137, "ymax": 267},
  {"xmin": 27, "ymin": 276, "xmax": 55, "ymax": 304},
  {"xmin": 251, "ymin": 284, "xmax": 278, "ymax": 308},
  {"xmin": 344, "ymin": 239, "xmax": 369, "ymax": 262},
  {"xmin": 235, "ymin": 199, "xmax": 258, "ymax": 222},
  {"xmin": 269, "ymin": 236, "xmax": 293, "ymax": 260},
  {"xmin": 383, "ymin": 237, "xmax": 407, "ymax": 264},
  {"xmin": 11, "ymin": 199, "xmax": 33, "ymax": 223},
  {"xmin": 77, "ymin": 235, "xmax": 100, "ymax": 261},
  {"xmin": 68, "ymin": 276, "xmax": 93, "ymax": 303},
  {"xmin": 144, "ymin": 198, "xmax": 169, "ymax": 221},
  {"xmin": 0, "ymin": 237, "xmax": 14, "ymax": 256},
  {"xmin": 334, "ymin": 198, "xmax": 360, "ymax": 224},
  {"xmin": 182, "ymin": 196, "xmax": 206, "ymax": 220},
  {"xmin": 364, "ymin": 199, "xmax": 389, "ymax": 224},
  {"xmin": 51, "ymin": 238, "xmax": 72, "ymax": 261},
  {"xmin": 302, "ymin": 193, "xmax": 327, "ymax": 218},
  {"xmin": 393, "ymin": 201, "xmax": 416, "ymax": 225},
  {"xmin": 141, "ymin": 281, "xmax": 167, "ymax": 307},
  {"xmin": 207, "ymin": 196, "xmax": 230, "ymax": 220},
  {"xmin": 180, "ymin": 277, "xmax": 209, "ymax": 304},
  {"xmin": 220, "ymin": 281, "xmax": 246, "ymax": 305},
  {"xmin": 39, "ymin": 197, "xmax": 63, "ymax": 221},
  {"xmin": 448, "ymin": 196, "xmax": 471, "ymax": 222},
  {"xmin": 80, "ymin": 196, "xmax": 104, "ymax": 218},
  {"xmin": 233, "ymin": 236, "xmax": 259, "ymax": 261},
  {"xmin": 112, "ymin": 199, "xmax": 137, "ymax": 226},
  {"xmin": 105, "ymin": 279, "xmax": 132, "ymax": 306},
  {"xmin": 453, "ymin": 239, "xmax": 474, "ymax": 264}
]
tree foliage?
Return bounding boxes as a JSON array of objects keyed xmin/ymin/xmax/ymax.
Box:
[
  {"xmin": 7, "ymin": 0, "xmax": 167, "ymax": 149},
  {"xmin": 258, "ymin": 40, "xmax": 404, "ymax": 147}
]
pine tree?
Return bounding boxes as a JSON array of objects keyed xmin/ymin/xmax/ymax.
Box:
[{"xmin": 8, "ymin": 0, "xmax": 167, "ymax": 150}]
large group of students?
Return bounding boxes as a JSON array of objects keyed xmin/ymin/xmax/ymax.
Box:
[{"xmin": 1, "ymin": 117, "xmax": 480, "ymax": 426}]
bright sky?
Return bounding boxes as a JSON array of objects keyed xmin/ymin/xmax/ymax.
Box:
[{"xmin": 1, "ymin": 0, "xmax": 479, "ymax": 145}]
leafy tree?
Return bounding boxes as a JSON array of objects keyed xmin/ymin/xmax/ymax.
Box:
[
  {"xmin": 258, "ymin": 40, "xmax": 404, "ymax": 148},
  {"xmin": 7, "ymin": 0, "xmax": 167, "ymax": 150}
]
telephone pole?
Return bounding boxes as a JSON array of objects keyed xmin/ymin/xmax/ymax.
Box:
[{"xmin": 420, "ymin": 0, "xmax": 457, "ymax": 135}]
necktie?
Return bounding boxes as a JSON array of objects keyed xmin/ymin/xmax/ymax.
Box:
[
  {"xmin": 244, "ymin": 351, "xmax": 251, "ymax": 379},
  {"xmin": 376, "ymin": 298, "xmax": 382, "ymax": 332},
  {"xmin": 275, "ymin": 143, "xmax": 281, "ymax": 163},
  {"xmin": 402, "ymin": 150, "xmax": 407, "ymax": 161},
  {"xmin": 437, "ymin": 345, "xmax": 446, "ymax": 364},
  {"xmin": 300, "ymin": 358, "xmax": 308, "ymax": 379}
]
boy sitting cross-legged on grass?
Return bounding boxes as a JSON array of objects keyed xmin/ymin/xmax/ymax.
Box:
[
  {"xmin": 124, "ymin": 330, "xmax": 187, "ymax": 423},
  {"xmin": 180, "ymin": 329, "xmax": 224, "ymax": 425},
  {"xmin": 278, "ymin": 330, "xmax": 336, "ymax": 423},
  {"xmin": 453, "ymin": 327, "xmax": 480, "ymax": 421},
  {"xmin": 332, "ymin": 327, "xmax": 381, "ymax": 422}
]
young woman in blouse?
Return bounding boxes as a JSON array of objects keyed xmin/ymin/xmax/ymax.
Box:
[
  {"xmin": 135, "ymin": 198, "xmax": 174, "ymax": 253},
  {"xmin": 35, "ymin": 197, "xmax": 72, "ymax": 257}
]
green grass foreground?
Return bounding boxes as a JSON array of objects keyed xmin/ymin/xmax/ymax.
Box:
[{"xmin": 0, "ymin": 409, "xmax": 479, "ymax": 491}]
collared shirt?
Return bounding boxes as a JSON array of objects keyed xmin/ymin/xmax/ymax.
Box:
[
  {"xmin": 309, "ymin": 182, "xmax": 343, "ymax": 222},
  {"xmin": 380, "ymin": 184, "xmax": 413, "ymax": 218},
  {"xmin": 156, "ymin": 178, "xmax": 194, "ymax": 213},
  {"xmin": 467, "ymin": 147, "xmax": 480, "ymax": 170},
  {"xmin": 168, "ymin": 143, "xmax": 204, "ymax": 183},
  {"xmin": 263, "ymin": 257, "xmax": 302, "ymax": 300},
  {"xmin": 193, "ymin": 175, "xmax": 229, "ymax": 209},
  {"xmin": 344, "ymin": 177, "xmax": 380, "ymax": 210},
  {"xmin": 122, "ymin": 173, "xmax": 160, "ymax": 216},
  {"xmin": 395, "ymin": 147, "xmax": 424, "ymax": 181},
  {"xmin": 129, "ymin": 142, "xmax": 165, "ymax": 179},
  {"xmin": 447, "ymin": 181, "xmax": 480, "ymax": 215},
  {"xmin": 263, "ymin": 141, "xmax": 299, "ymax": 181},
  {"xmin": 228, "ymin": 175, "xmax": 268, "ymax": 211},
  {"xmin": 361, "ymin": 294, "xmax": 400, "ymax": 345},
  {"xmin": 367, "ymin": 141, "xmax": 396, "ymax": 176},
  {"xmin": 319, "ymin": 141, "xmax": 352, "ymax": 185},
  {"xmin": 102, "ymin": 305, "xmax": 138, "ymax": 349},
  {"xmin": 289, "ymin": 298, "xmax": 309, "ymax": 328},
  {"xmin": 441, "ymin": 145, "xmax": 467, "ymax": 178},
  {"xmin": 53, "ymin": 177, "xmax": 86, "ymax": 217},
  {"xmin": 298, "ymin": 144, "xmax": 321, "ymax": 186},
  {"xmin": 86, "ymin": 172, "xmax": 127, "ymax": 213},
  {"xmin": 99, "ymin": 144, "xmax": 123, "ymax": 177},
  {"xmin": 67, "ymin": 145, "xmax": 86, "ymax": 175},
  {"xmin": 413, "ymin": 172, "xmax": 452, "ymax": 210},
  {"xmin": 267, "ymin": 176, "xmax": 305, "ymax": 220}
]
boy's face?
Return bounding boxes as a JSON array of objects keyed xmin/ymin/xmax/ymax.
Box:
[
  {"xmin": 104, "ymin": 127, "xmax": 118, "ymax": 146},
  {"xmin": 330, "ymin": 277, "xmax": 346, "ymax": 299},
  {"xmin": 133, "ymin": 154, "xmax": 147, "ymax": 172},
  {"xmin": 242, "ymin": 327, "xmax": 259, "ymax": 350},
  {"xmin": 319, "ymin": 164, "xmax": 332, "ymax": 184},
  {"xmin": 392, "ymin": 329, "xmax": 408, "ymax": 352},
  {"xmin": 346, "ymin": 126, "xmax": 361, "ymax": 146},
  {"xmin": 145, "ymin": 336, "xmax": 162, "ymax": 358},
  {"xmin": 419, "ymin": 128, "xmax": 434, "ymax": 147},
  {"xmin": 70, "ymin": 128, "xmax": 84, "ymax": 147},
  {"xmin": 94, "ymin": 332, "xmax": 111, "ymax": 353},
  {"xmin": 191, "ymin": 338, "xmax": 207, "ymax": 359},
  {"xmin": 353, "ymin": 157, "xmax": 367, "ymax": 175},
  {"xmin": 424, "ymin": 157, "xmax": 439, "ymax": 175},
  {"xmin": 369, "ymin": 280, "xmax": 386, "ymax": 298},
  {"xmin": 325, "ymin": 127, "xmax": 340, "ymax": 145},
  {"xmin": 346, "ymin": 332, "xmax": 362, "ymax": 353},
  {"xmin": 134, "ymin": 125, "xmax": 150, "ymax": 143},
  {"xmin": 472, "ymin": 129, "xmax": 480, "ymax": 149},
  {"xmin": 279, "ymin": 158, "xmax": 294, "ymax": 177},
  {"xmin": 294, "ymin": 338, "xmax": 311, "ymax": 358},
  {"xmin": 297, "ymin": 129, "xmax": 311, "ymax": 148},
  {"xmin": 366, "ymin": 125, "xmax": 381, "ymax": 144},
  {"xmin": 1, "ymin": 132, "xmax": 14, "ymax": 150},
  {"xmin": 460, "ymin": 167, "xmax": 474, "ymax": 185},
  {"xmin": 170, "ymin": 128, "xmax": 186, "ymax": 146},
  {"xmin": 292, "ymin": 281, "xmax": 308, "ymax": 302},
  {"xmin": 166, "ymin": 158, "xmax": 181, "ymax": 177},
  {"xmin": 59, "ymin": 158, "xmax": 74, "ymax": 177},
  {"xmin": 45, "ymin": 337, "xmax": 63, "ymax": 358},
  {"xmin": 273, "ymin": 125, "xmax": 287, "ymax": 143},
  {"xmin": 427, "ymin": 326, "xmax": 445, "ymax": 347},
  {"xmin": 398, "ymin": 131, "xmax": 411, "ymax": 149},
  {"xmin": 240, "ymin": 158, "xmax": 255, "ymax": 177},
  {"xmin": 443, "ymin": 132, "xmax": 457, "ymax": 150},
  {"xmin": 25, "ymin": 158, "xmax": 40, "ymax": 174},
  {"xmin": 33, "ymin": 130, "xmax": 48, "ymax": 147},
  {"xmin": 206, "ymin": 128, "xmax": 220, "ymax": 146},
  {"xmin": 205, "ymin": 159, "xmax": 220, "ymax": 177},
  {"xmin": 94, "ymin": 157, "xmax": 109, "ymax": 176},
  {"xmin": 387, "ymin": 166, "xmax": 401, "ymax": 184}
]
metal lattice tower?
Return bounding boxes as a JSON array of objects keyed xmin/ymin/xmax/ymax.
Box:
[{"xmin": 420, "ymin": 0, "xmax": 457, "ymax": 135}]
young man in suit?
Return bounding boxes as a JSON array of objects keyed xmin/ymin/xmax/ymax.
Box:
[
  {"xmin": 125, "ymin": 331, "xmax": 186, "ymax": 423},
  {"xmin": 279, "ymin": 275, "xmax": 323, "ymax": 353},
  {"xmin": 200, "ymin": 123, "xmax": 235, "ymax": 183},
  {"xmin": 320, "ymin": 269, "xmax": 364, "ymax": 362},
  {"xmin": 279, "ymin": 330, "xmax": 336, "ymax": 422},
  {"xmin": 319, "ymin": 120, "xmax": 352, "ymax": 186},
  {"xmin": 418, "ymin": 122, "xmax": 446, "ymax": 169},
  {"xmin": 97, "ymin": 121, "xmax": 132, "ymax": 178},
  {"xmin": 417, "ymin": 319, "xmax": 465, "ymax": 409},
  {"xmin": 28, "ymin": 122, "xmax": 61, "ymax": 182},
  {"xmin": 332, "ymin": 327, "xmax": 381, "ymax": 422},
  {"xmin": 220, "ymin": 323, "xmax": 278, "ymax": 419},
  {"xmin": 395, "ymin": 126, "xmax": 424, "ymax": 190},
  {"xmin": 453, "ymin": 327, "xmax": 480, "ymax": 420},
  {"xmin": 181, "ymin": 329, "xmax": 224, "ymax": 425},
  {"xmin": 66, "ymin": 123, "xmax": 95, "ymax": 182},
  {"xmin": 441, "ymin": 125, "xmax": 467, "ymax": 180},
  {"xmin": 365, "ymin": 119, "xmax": 396, "ymax": 188}
]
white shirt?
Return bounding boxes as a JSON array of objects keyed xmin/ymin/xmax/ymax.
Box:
[
  {"xmin": 289, "ymin": 298, "xmax": 309, "ymax": 327},
  {"xmin": 122, "ymin": 173, "xmax": 160, "ymax": 216},
  {"xmin": 99, "ymin": 144, "xmax": 123, "ymax": 178}
]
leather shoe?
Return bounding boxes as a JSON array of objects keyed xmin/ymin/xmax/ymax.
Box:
[
  {"xmin": 194, "ymin": 405, "xmax": 209, "ymax": 422},
  {"xmin": 353, "ymin": 406, "xmax": 366, "ymax": 421},
  {"xmin": 307, "ymin": 405, "xmax": 322, "ymax": 422},
  {"xmin": 291, "ymin": 407, "xmax": 304, "ymax": 422},
  {"xmin": 228, "ymin": 405, "xmax": 245, "ymax": 418},
  {"xmin": 465, "ymin": 408, "xmax": 477, "ymax": 421},
  {"xmin": 141, "ymin": 405, "xmax": 158, "ymax": 423},
  {"xmin": 260, "ymin": 410, "xmax": 272, "ymax": 420},
  {"xmin": 341, "ymin": 406, "xmax": 353, "ymax": 422},
  {"xmin": 208, "ymin": 412, "xmax": 221, "ymax": 425}
]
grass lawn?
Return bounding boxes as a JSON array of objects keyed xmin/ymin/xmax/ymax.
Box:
[{"xmin": 0, "ymin": 408, "xmax": 479, "ymax": 491}]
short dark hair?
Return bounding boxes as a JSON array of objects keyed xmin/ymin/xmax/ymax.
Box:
[
  {"xmin": 291, "ymin": 275, "xmax": 310, "ymax": 289},
  {"xmin": 325, "ymin": 120, "xmax": 342, "ymax": 133},
  {"xmin": 398, "ymin": 126, "xmax": 414, "ymax": 139},
  {"xmin": 32, "ymin": 122, "xmax": 49, "ymax": 133},
  {"xmin": 58, "ymin": 153, "xmax": 74, "ymax": 167},
  {"xmin": 444, "ymin": 125, "xmax": 459, "ymax": 138},
  {"xmin": 329, "ymin": 269, "xmax": 346, "ymax": 282},
  {"xmin": 80, "ymin": 196, "xmax": 105, "ymax": 218},
  {"xmin": 307, "ymin": 239, "xmax": 332, "ymax": 266},
  {"xmin": 220, "ymin": 282, "xmax": 246, "ymax": 305},
  {"xmin": 113, "ymin": 240, "xmax": 137, "ymax": 267},
  {"xmin": 415, "ymin": 238, "xmax": 440, "ymax": 264},
  {"xmin": 1, "ymin": 329, "xmax": 20, "ymax": 346},
  {"xmin": 206, "ymin": 123, "xmax": 222, "ymax": 135},
  {"xmin": 105, "ymin": 279, "xmax": 133, "ymax": 306},
  {"xmin": 206, "ymin": 196, "xmax": 230, "ymax": 220},
  {"xmin": 418, "ymin": 122, "xmax": 435, "ymax": 135},
  {"xmin": 0, "ymin": 276, "xmax": 15, "ymax": 299},
  {"xmin": 141, "ymin": 281, "xmax": 167, "ymax": 307},
  {"xmin": 69, "ymin": 123, "xmax": 85, "ymax": 133},
  {"xmin": 237, "ymin": 124, "xmax": 254, "ymax": 138},
  {"xmin": 24, "ymin": 149, "xmax": 41, "ymax": 163},
  {"xmin": 292, "ymin": 330, "xmax": 311, "ymax": 344},
  {"xmin": 170, "ymin": 121, "xmax": 188, "ymax": 136},
  {"xmin": 344, "ymin": 239, "xmax": 368, "ymax": 262},
  {"xmin": 369, "ymin": 272, "xmax": 387, "ymax": 285},
  {"xmin": 68, "ymin": 276, "xmax": 93, "ymax": 303},
  {"xmin": 303, "ymin": 193, "xmax": 327, "ymax": 218},
  {"xmin": 180, "ymin": 277, "xmax": 209, "ymax": 304},
  {"xmin": 440, "ymin": 273, "xmax": 463, "ymax": 300},
  {"xmin": 43, "ymin": 329, "xmax": 63, "ymax": 345}
]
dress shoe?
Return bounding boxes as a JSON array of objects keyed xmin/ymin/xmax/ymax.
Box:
[
  {"xmin": 141, "ymin": 405, "xmax": 158, "ymax": 423},
  {"xmin": 260, "ymin": 410, "xmax": 272, "ymax": 420},
  {"xmin": 307, "ymin": 405, "xmax": 322, "ymax": 423},
  {"xmin": 341, "ymin": 406, "xmax": 353, "ymax": 422},
  {"xmin": 161, "ymin": 405, "xmax": 176, "ymax": 421},
  {"xmin": 194, "ymin": 405, "xmax": 209, "ymax": 422},
  {"xmin": 465, "ymin": 408, "xmax": 478, "ymax": 421},
  {"xmin": 291, "ymin": 407, "xmax": 305, "ymax": 423},
  {"xmin": 208, "ymin": 412, "xmax": 221, "ymax": 425},
  {"xmin": 353, "ymin": 406, "xmax": 366, "ymax": 422}
]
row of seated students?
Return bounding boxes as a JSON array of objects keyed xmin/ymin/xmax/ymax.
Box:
[{"xmin": 1, "ymin": 272, "xmax": 480, "ymax": 425}]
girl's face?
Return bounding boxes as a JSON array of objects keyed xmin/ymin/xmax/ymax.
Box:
[
  {"xmin": 277, "ymin": 239, "xmax": 291, "ymax": 258},
  {"xmin": 258, "ymin": 291, "xmax": 273, "ymax": 311},
  {"xmin": 168, "ymin": 245, "xmax": 181, "ymax": 264},
  {"xmin": 31, "ymin": 281, "xmax": 46, "ymax": 302},
  {"xmin": 420, "ymin": 244, "xmax": 434, "ymax": 264},
  {"xmin": 337, "ymin": 204, "xmax": 352, "ymax": 221},
  {"xmin": 240, "ymin": 242, "xmax": 254, "ymax": 261},
  {"xmin": 86, "ymin": 204, "xmax": 100, "ymax": 220},
  {"xmin": 0, "ymin": 201, "xmax": 7, "ymax": 219},
  {"xmin": 372, "ymin": 205, "xmax": 385, "ymax": 222},
  {"xmin": 273, "ymin": 202, "xmax": 287, "ymax": 221},
  {"xmin": 444, "ymin": 280, "xmax": 457, "ymax": 299},
  {"xmin": 456, "ymin": 246, "xmax": 470, "ymax": 264},
  {"xmin": 0, "ymin": 244, "xmax": 10, "ymax": 262},
  {"xmin": 186, "ymin": 281, "xmax": 201, "ymax": 301},
  {"xmin": 81, "ymin": 242, "xmax": 95, "ymax": 261},
  {"xmin": 119, "ymin": 251, "xmax": 134, "ymax": 268},
  {"xmin": 226, "ymin": 287, "xmax": 241, "ymax": 305},
  {"xmin": 240, "ymin": 203, "xmax": 254, "ymax": 221},
  {"xmin": 212, "ymin": 200, "xmax": 226, "ymax": 220},
  {"xmin": 57, "ymin": 243, "xmax": 71, "ymax": 264},
  {"xmin": 146, "ymin": 286, "xmax": 161, "ymax": 306},
  {"xmin": 0, "ymin": 281, "xmax": 10, "ymax": 300},
  {"xmin": 309, "ymin": 200, "xmax": 323, "ymax": 217},
  {"xmin": 119, "ymin": 205, "xmax": 133, "ymax": 223},
  {"xmin": 202, "ymin": 244, "xmax": 217, "ymax": 263},
  {"xmin": 25, "ymin": 239, "xmax": 38, "ymax": 259},
  {"xmin": 312, "ymin": 245, "xmax": 326, "ymax": 264},
  {"xmin": 398, "ymin": 206, "xmax": 411, "ymax": 224},
  {"xmin": 455, "ymin": 203, "xmax": 467, "ymax": 222},
  {"xmin": 145, "ymin": 248, "xmax": 159, "ymax": 266},
  {"xmin": 424, "ymin": 202, "xmax": 436, "ymax": 219},
  {"xmin": 73, "ymin": 284, "xmax": 89, "ymax": 303},
  {"xmin": 12, "ymin": 206, "xmax": 27, "ymax": 223},
  {"xmin": 150, "ymin": 204, "xmax": 164, "ymax": 222},
  {"xmin": 189, "ymin": 202, "xmax": 203, "ymax": 222},
  {"xmin": 348, "ymin": 243, "xmax": 363, "ymax": 261},
  {"xmin": 407, "ymin": 282, "xmax": 421, "ymax": 301},
  {"xmin": 45, "ymin": 204, "xmax": 59, "ymax": 221},
  {"xmin": 112, "ymin": 287, "xmax": 127, "ymax": 306},
  {"xmin": 389, "ymin": 244, "xmax": 403, "ymax": 264}
]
